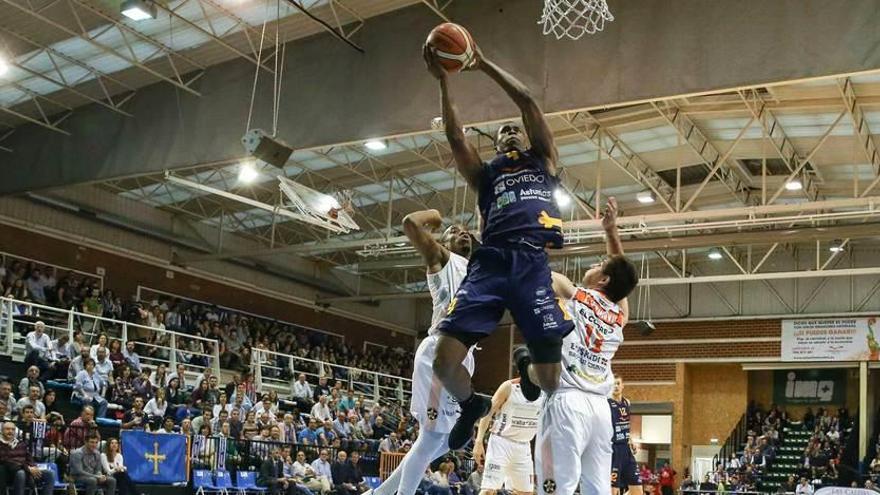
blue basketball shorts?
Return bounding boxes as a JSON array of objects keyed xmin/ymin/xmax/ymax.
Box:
[{"xmin": 437, "ymin": 245, "xmax": 573, "ymax": 351}]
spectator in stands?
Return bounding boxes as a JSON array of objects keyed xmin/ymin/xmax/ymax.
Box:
[
  {"xmin": 292, "ymin": 374, "xmax": 313, "ymax": 407},
  {"xmin": 680, "ymin": 474, "xmax": 696, "ymax": 492},
  {"xmin": 298, "ymin": 419, "xmax": 320, "ymax": 445},
  {"xmin": 795, "ymin": 477, "xmax": 814, "ymax": 495},
  {"xmin": 26, "ymin": 268, "xmax": 48, "ymax": 304},
  {"xmin": 228, "ymin": 408, "xmax": 244, "ymax": 439},
  {"xmin": 242, "ymin": 411, "xmax": 259, "ymax": 440},
  {"xmin": 313, "ymin": 377, "xmax": 331, "ymax": 403},
  {"xmin": 261, "ymin": 446, "xmax": 296, "ymax": 495},
  {"xmin": 101, "ymin": 437, "xmax": 137, "ymax": 495},
  {"xmin": 16, "ymin": 385, "xmax": 46, "ymax": 419},
  {"xmin": 180, "ymin": 418, "xmax": 193, "ymax": 437},
  {"xmin": 211, "ymin": 410, "xmax": 229, "ymax": 433},
  {"xmin": 378, "ymin": 432, "xmax": 400, "ymax": 453},
  {"xmin": 0, "ymin": 381, "xmax": 15, "ymax": 416},
  {"xmin": 42, "ymin": 390, "xmax": 58, "ymax": 416},
  {"xmin": 373, "ymin": 415, "xmax": 392, "ymax": 440},
  {"xmin": 463, "ymin": 463, "xmax": 483, "ymax": 495},
  {"xmin": 94, "ymin": 347, "xmax": 113, "ymax": 384},
  {"xmin": 122, "ymin": 341, "xmax": 141, "ymax": 373},
  {"xmin": 292, "ymin": 450, "xmax": 330, "ymax": 494},
  {"xmin": 70, "ymin": 433, "xmax": 117, "ymax": 495},
  {"xmin": 427, "ymin": 462, "xmax": 454, "ymax": 495},
  {"xmin": 0, "ymin": 421, "xmax": 52, "ymax": 495},
  {"xmin": 122, "ymin": 397, "xmax": 147, "ymax": 430},
  {"xmin": 194, "ymin": 366, "xmax": 213, "ymax": 390},
  {"xmin": 333, "ymin": 411, "xmax": 352, "ymax": 440},
  {"xmin": 659, "ymin": 462, "xmax": 676, "ymax": 495},
  {"xmin": 74, "ymin": 358, "xmax": 108, "ymax": 417},
  {"xmin": 25, "ymin": 321, "xmax": 52, "ymax": 375},
  {"xmin": 311, "ymin": 396, "xmax": 332, "ymax": 423},
  {"xmin": 63, "ymin": 406, "xmax": 96, "ymax": 450},
  {"xmin": 213, "ymin": 392, "xmax": 232, "ymax": 417},
  {"xmin": 310, "ymin": 449, "xmax": 334, "ymax": 493},
  {"xmin": 144, "ymin": 388, "xmax": 169, "ymax": 427},
  {"xmin": 191, "ymin": 380, "xmax": 211, "ymax": 410},
  {"xmin": 110, "ymin": 365, "xmax": 135, "ymax": 409},
  {"xmin": 158, "ymin": 417, "xmax": 177, "ymax": 434},
  {"xmin": 331, "ymin": 451, "xmax": 360, "ymax": 495},
  {"xmin": 255, "ymin": 395, "xmax": 277, "ymax": 421},
  {"xmin": 107, "ymin": 340, "xmax": 125, "ymax": 367},
  {"xmin": 133, "ymin": 367, "xmax": 153, "ymax": 400},
  {"xmin": 89, "ymin": 334, "xmax": 108, "ymax": 361},
  {"xmin": 18, "ymin": 365, "xmax": 44, "ymax": 398},
  {"xmin": 68, "ymin": 347, "xmax": 90, "ymax": 381},
  {"xmin": 318, "ymin": 419, "xmax": 337, "ymax": 447},
  {"xmin": 192, "ymin": 409, "xmax": 213, "ymax": 435},
  {"xmin": 149, "ymin": 364, "xmax": 168, "ymax": 390}
]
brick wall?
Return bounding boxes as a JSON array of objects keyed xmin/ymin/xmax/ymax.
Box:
[
  {"xmin": 623, "ymin": 319, "xmax": 781, "ymax": 341},
  {"xmin": 616, "ymin": 363, "xmax": 677, "ymax": 382},
  {"xmin": 617, "ymin": 341, "xmax": 781, "ymax": 360}
]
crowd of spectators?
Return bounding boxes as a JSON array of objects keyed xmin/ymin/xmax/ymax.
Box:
[
  {"xmin": 679, "ymin": 404, "xmax": 853, "ymax": 494},
  {"xmin": 1, "ymin": 256, "xmax": 416, "ymax": 389},
  {"xmin": 0, "ymin": 256, "xmax": 449, "ymax": 495}
]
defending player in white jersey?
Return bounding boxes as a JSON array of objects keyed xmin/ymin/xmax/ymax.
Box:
[
  {"xmin": 517, "ymin": 197, "xmax": 639, "ymax": 495},
  {"xmin": 370, "ymin": 208, "xmax": 477, "ymax": 495},
  {"xmin": 473, "ymin": 378, "xmax": 541, "ymax": 495}
]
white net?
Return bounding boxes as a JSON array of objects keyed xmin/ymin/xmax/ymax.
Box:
[{"xmin": 540, "ymin": 0, "xmax": 614, "ymax": 40}]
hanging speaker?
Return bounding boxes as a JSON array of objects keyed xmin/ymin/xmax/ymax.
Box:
[{"xmin": 241, "ymin": 129, "xmax": 293, "ymax": 168}]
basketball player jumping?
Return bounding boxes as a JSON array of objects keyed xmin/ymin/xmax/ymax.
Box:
[
  {"xmin": 369, "ymin": 209, "xmax": 476, "ymax": 495},
  {"xmin": 610, "ymin": 376, "xmax": 642, "ymax": 495},
  {"xmin": 473, "ymin": 378, "xmax": 541, "ymax": 495},
  {"xmin": 525, "ymin": 197, "xmax": 639, "ymax": 495},
  {"xmin": 424, "ymin": 38, "xmax": 573, "ymax": 450}
]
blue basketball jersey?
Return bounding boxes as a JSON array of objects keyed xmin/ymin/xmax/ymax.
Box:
[
  {"xmin": 478, "ymin": 149, "xmax": 564, "ymax": 249},
  {"xmin": 609, "ymin": 397, "xmax": 631, "ymax": 445}
]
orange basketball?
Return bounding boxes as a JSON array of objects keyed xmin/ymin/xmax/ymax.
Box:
[{"xmin": 426, "ymin": 23, "xmax": 476, "ymax": 73}]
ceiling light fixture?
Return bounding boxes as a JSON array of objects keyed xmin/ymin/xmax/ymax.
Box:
[
  {"xmin": 553, "ymin": 188, "xmax": 571, "ymax": 208},
  {"xmin": 829, "ymin": 240, "xmax": 844, "ymax": 253},
  {"xmin": 784, "ymin": 179, "xmax": 803, "ymax": 191},
  {"xmin": 364, "ymin": 139, "xmax": 387, "ymax": 151},
  {"xmin": 238, "ymin": 161, "xmax": 259, "ymax": 183},
  {"xmin": 708, "ymin": 250, "xmax": 723, "ymax": 260},
  {"xmin": 0, "ymin": 57, "xmax": 9, "ymax": 77},
  {"xmin": 636, "ymin": 190, "xmax": 655, "ymax": 204},
  {"xmin": 120, "ymin": 0, "xmax": 156, "ymax": 20}
]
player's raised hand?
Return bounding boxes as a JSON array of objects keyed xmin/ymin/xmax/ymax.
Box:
[
  {"xmin": 601, "ymin": 196, "xmax": 619, "ymax": 232},
  {"xmin": 423, "ymin": 44, "xmax": 447, "ymax": 80}
]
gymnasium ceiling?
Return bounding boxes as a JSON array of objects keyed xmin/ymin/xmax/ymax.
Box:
[{"xmin": 3, "ymin": 0, "xmax": 880, "ymax": 297}]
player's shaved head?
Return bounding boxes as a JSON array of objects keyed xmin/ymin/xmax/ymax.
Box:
[{"xmin": 495, "ymin": 121, "xmax": 526, "ymax": 154}]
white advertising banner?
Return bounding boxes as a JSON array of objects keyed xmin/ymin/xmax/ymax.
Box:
[{"xmin": 781, "ymin": 317, "xmax": 879, "ymax": 361}]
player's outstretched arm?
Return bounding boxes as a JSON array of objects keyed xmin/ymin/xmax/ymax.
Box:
[
  {"xmin": 403, "ymin": 209, "xmax": 449, "ymax": 274},
  {"xmin": 551, "ymin": 272, "xmax": 576, "ymax": 300},
  {"xmin": 601, "ymin": 197, "xmax": 624, "ymax": 256},
  {"xmin": 477, "ymin": 55, "xmax": 558, "ymax": 175},
  {"xmin": 424, "ymin": 45, "xmax": 483, "ymax": 189},
  {"xmin": 473, "ymin": 380, "xmax": 511, "ymax": 466},
  {"xmin": 601, "ymin": 197, "xmax": 630, "ymax": 323}
]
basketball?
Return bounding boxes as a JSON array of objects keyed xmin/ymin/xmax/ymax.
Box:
[{"xmin": 426, "ymin": 23, "xmax": 476, "ymax": 72}]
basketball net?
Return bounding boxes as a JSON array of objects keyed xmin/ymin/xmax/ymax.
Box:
[{"xmin": 540, "ymin": 0, "xmax": 614, "ymax": 40}]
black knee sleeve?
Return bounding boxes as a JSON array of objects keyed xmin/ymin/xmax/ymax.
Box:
[{"xmin": 527, "ymin": 335, "xmax": 564, "ymax": 364}]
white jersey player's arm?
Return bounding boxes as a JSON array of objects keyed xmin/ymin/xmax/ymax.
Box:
[
  {"xmin": 601, "ymin": 197, "xmax": 630, "ymax": 325},
  {"xmin": 551, "ymin": 272, "xmax": 576, "ymax": 300},
  {"xmin": 403, "ymin": 209, "xmax": 449, "ymax": 274},
  {"xmin": 473, "ymin": 379, "xmax": 512, "ymax": 465}
]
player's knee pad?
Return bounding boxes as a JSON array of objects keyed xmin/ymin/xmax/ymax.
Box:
[{"xmin": 527, "ymin": 335, "xmax": 563, "ymax": 364}]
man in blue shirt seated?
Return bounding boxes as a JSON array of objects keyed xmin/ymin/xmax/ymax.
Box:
[{"xmin": 297, "ymin": 419, "xmax": 320, "ymax": 445}]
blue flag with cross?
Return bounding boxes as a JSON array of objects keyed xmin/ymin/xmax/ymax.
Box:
[{"xmin": 121, "ymin": 430, "xmax": 188, "ymax": 484}]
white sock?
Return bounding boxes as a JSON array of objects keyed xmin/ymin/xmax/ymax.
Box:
[{"xmin": 373, "ymin": 429, "xmax": 449, "ymax": 495}]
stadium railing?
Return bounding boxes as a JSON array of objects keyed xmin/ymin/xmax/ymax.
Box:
[
  {"xmin": 251, "ymin": 347, "xmax": 412, "ymax": 406},
  {"xmin": 0, "ymin": 296, "xmax": 221, "ymax": 383}
]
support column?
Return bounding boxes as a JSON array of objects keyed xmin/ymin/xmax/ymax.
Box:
[{"xmin": 860, "ymin": 361, "xmax": 868, "ymax": 462}]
